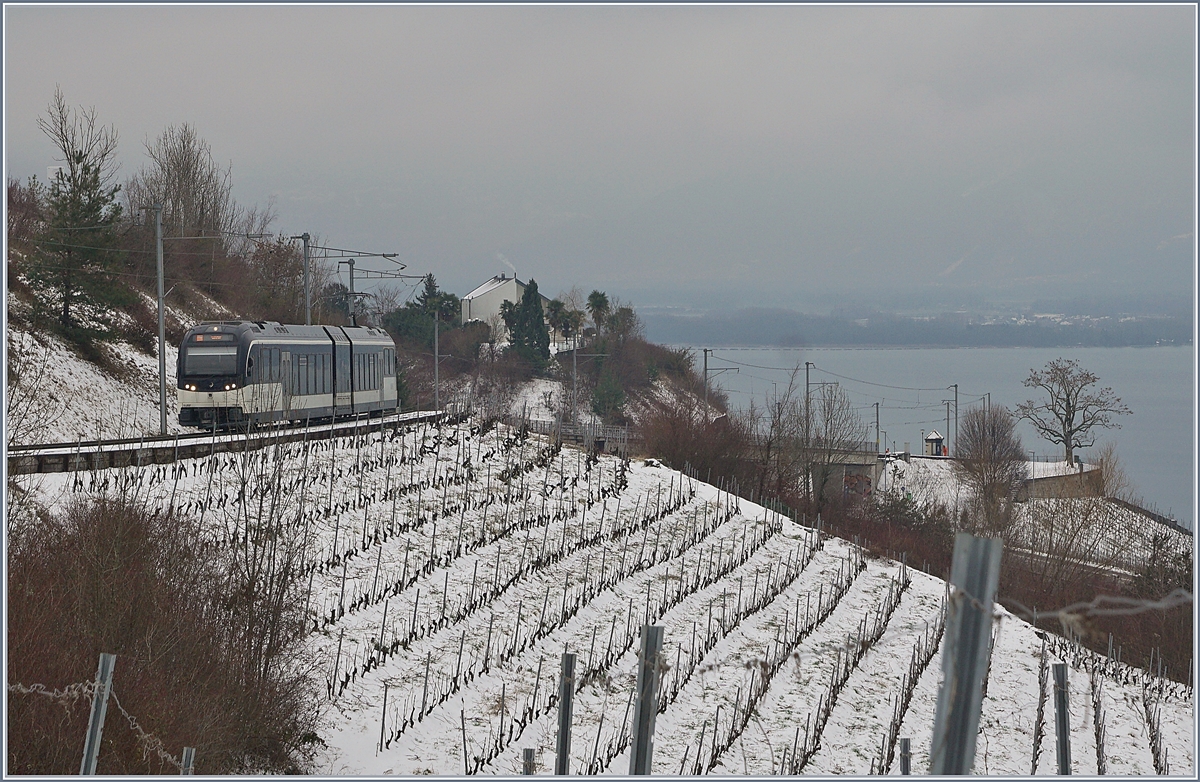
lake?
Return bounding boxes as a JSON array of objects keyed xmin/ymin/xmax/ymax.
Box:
[{"xmin": 674, "ymin": 345, "xmax": 1194, "ymax": 528}]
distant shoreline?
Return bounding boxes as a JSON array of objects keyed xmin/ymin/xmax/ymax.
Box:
[{"xmin": 662, "ymin": 343, "xmax": 1192, "ymax": 350}]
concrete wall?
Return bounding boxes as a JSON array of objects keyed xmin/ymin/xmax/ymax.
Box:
[
  {"xmin": 1014, "ymin": 469, "xmax": 1104, "ymax": 501},
  {"xmin": 461, "ymin": 277, "xmax": 524, "ymax": 326}
]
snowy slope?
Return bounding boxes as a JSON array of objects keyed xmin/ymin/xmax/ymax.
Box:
[
  {"xmin": 7, "ymin": 325, "xmax": 188, "ymax": 444},
  {"xmin": 14, "ymin": 419, "xmax": 1194, "ymax": 776}
]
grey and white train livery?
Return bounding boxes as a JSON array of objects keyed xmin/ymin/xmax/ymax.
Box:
[{"xmin": 177, "ymin": 320, "xmax": 398, "ymax": 428}]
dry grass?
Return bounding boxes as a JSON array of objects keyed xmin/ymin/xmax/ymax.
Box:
[{"xmin": 6, "ymin": 495, "xmax": 319, "ymax": 774}]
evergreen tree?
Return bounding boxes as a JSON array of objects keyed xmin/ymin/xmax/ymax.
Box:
[
  {"xmin": 27, "ymin": 89, "xmax": 131, "ymax": 337},
  {"xmin": 592, "ymin": 365, "xmax": 625, "ymax": 422},
  {"xmin": 33, "ymin": 165, "xmax": 132, "ymax": 335},
  {"xmin": 414, "ymin": 274, "xmax": 460, "ymax": 325},
  {"xmin": 501, "ymin": 279, "xmax": 550, "ymax": 367}
]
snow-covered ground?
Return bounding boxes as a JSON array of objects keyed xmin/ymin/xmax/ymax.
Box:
[
  {"xmin": 878, "ymin": 454, "xmax": 1192, "ymax": 572},
  {"xmin": 6, "ymin": 326, "xmax": 189, "ymax": 444},
  {"xmin": 13, "ymin": 419, "xmax": 1193, "ymax": 776}
]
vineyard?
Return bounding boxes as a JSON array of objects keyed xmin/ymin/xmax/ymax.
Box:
[{"xmin": 15, "ymin": 416, "xmax": 1194, "ymax": 775}]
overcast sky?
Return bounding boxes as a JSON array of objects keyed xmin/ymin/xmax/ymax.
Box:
[{"xmin": 4, "ymin": 5, "xmax": 1195, "ymax": 313}]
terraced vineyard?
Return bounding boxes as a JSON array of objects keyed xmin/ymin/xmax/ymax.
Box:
[{"xmin": 19, "ymin": 417, "xmax": 1194, "ymax": 775}]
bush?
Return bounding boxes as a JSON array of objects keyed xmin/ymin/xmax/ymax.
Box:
[{"xmin": 6, "ymin": 496, "xmax": 317, "ymax": 774}]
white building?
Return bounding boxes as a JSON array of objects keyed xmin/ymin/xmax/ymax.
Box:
[{"xmin": 461, "ymin": 274, "xmax": 549, "ymax": 335}]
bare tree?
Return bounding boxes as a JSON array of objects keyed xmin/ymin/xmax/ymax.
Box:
[
  {"xmin": 7, "ymin": 176, "xmax": 43, "ymax": 248},
  {"xmin": 805, "ymin": 383, "xmax": 870, "ymax": 513},
  {"xmin": 743, "ymin": 368, "xmax": 806, "ymax": 500},
  {"xmin": 1017, "ymin": 358, "xmax": 1131, "ymax": 463},
  {"xmin": 1011, "ymin": 498, "xmax": 1121, "ymax": 607},
  {"xmin": 125, "ymin": 123, "xmax": 277, "ymax": 297},
  {"xmin": 953, "ymin": 404, "xmax": 1025, "ymax": 535},
  {"xmin": 37, "ymin": 86, "xmax": 120, "ymax": 190},
  {"xmin": 1092, "ymin": 441, "xmax": 1135, "ymax": 501},
  {"xmin": 125, "ymin": 123, "xmax": 239, "ymax": 241}
]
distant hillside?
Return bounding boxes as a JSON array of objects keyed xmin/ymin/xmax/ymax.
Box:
[{"xmin": 643, "ymin": 308, "xmax": 1193, "ymax": 348}]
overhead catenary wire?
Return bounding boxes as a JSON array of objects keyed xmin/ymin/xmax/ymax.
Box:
[{"xmin": 707, "ymin": 352, "xmax": 992, "ymax": 401}]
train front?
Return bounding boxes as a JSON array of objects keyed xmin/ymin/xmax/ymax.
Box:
[{"xmin": 177, "ymin": 323, "xmax": 250, "ymax": 428}]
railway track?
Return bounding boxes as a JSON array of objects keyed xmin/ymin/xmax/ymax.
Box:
[{"xmin": 6, "ymin": 409, "xmax": 450, "ymax": 476}]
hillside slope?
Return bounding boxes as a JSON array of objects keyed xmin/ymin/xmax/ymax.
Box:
[{"xmin": 14, "ymin": 418, "xmax": 1193, "ymax": 776}]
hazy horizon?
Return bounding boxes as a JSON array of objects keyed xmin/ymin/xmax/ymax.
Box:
[{"xmin": 5, "ymin": 5, "xmax": 1195, "ymax": 313}]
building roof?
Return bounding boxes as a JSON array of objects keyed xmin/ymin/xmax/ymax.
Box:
[
  {"xmin": 925, "ymin": 430, "xmax": 943, "ymax": 440},
  {"xmin": 463, "ymin": 274, "xmax": 518, "ymax": 301},
  {"xmin": 462, "ymin": 274, "xmax": 550, "ymax": 303}
]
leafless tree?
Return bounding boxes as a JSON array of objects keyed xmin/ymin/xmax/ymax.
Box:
[
  {"xmin": 1011, "ymin": 497, "xmax": 1122, "ymax": 608},
  {"xmin": 37, "ymin": 86, "xmax": 120, "ymax": 190},
  {"xmin": 1017, "ymin": 358, "xmax": 1131, "ymax": 463},
  {"xmin": 125, "ymin": 123, "xmax": 240, "ymax": 241},
  {"xmin": 1093, "ymin": 441, "xmax": 1134, "ymax": 501},
  {"xmin": 805, "ymin": 383, "xmax": 870, "ymax": 513},
  {"xmin": 743, "ymin": 368, "xmax": 806, "ymax": 500},
  {"xmin": 953, "ymin": 404, "xmax": 1025, "ymax": 535},
  {"xmin": 7, "ymin": 176, "xmax": 43, "ymax": 248}
]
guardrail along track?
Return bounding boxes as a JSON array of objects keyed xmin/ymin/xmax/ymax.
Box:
[{"xmin": 6, "ymin": 411, "xmax": 451, "ymax": 476}]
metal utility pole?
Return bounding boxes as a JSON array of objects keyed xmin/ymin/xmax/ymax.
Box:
[
  {"xmin": 556, "ymin": 653, "xmax": 576, "ymax": 775},
  {"xmin": 950, "ymin": 383, "xmax": 958, "ymax": 455},
  {"xmin": 153, "ymin": 206, "xmax": 166, "ymax": 435},
  {"xmin": 297, "ymin": 233, "xmax": 311, "ymax": 325},
  {"xmin": 434, "ymin": 317, "xmax": 440, "ymax": 411},
  {"xmin": 699, "ymin": 350, "xmax": 736, "ymax": 423},
  {"xmin": 629, "ymin": 625, "xmax": 664, "ymax": 775},
  {"xmin": 805, "ymin": 361, "xmax": 813, "ymax": 504},
  {"xmin": 1053, "ymin": 662, "xmax": 1072, "ymax": 774},
  {"xmin": 347, "ymin": 258, "xmax": 357, "ymax": 326},
  {"xmin": 80, "ymin": 653, "xmax": 117, "ymax": 775},
  {"xmin": 181, "ymin": 747, "xmax": 196, "ymax": 775},
  {"xmin": 874, "ymin": 401, "xmax": 880, "ymax": 453},
  {"xmin": 929, "ymin": 533, "xmax": 1003, "ymax": 775},
  {"xmin": 945, "ymin": 401, "xmax": 952, "ymax": 456},
  {"xmin": 141, "ymin": 205, "xmax": 167, "ymax": 435}
]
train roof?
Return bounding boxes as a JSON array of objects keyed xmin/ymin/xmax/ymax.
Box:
[{"xmin": 187, "ymin": 321, "xmax": 394, "ymax": 344}]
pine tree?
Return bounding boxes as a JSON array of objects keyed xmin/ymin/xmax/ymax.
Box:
[
  {"xmin": 31, "ymin": 159, "xmax": 130, "ymax": 334},
  {"xmin": 501, "ymin": 279, "xmax": 550, "ymax": 367},
  {"xmin": 27, "ymin": 89, "xmax": 131, "ymax": 337}
]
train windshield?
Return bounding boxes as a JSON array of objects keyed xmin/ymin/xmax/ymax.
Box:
[{"xmin": 184, "ymin": 345, "xmax": 238, "ymax": 376}]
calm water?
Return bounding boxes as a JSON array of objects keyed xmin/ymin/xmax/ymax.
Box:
[{"xmin": 678, "ymin": 345, "xmax": 1195, "ymax": 528}]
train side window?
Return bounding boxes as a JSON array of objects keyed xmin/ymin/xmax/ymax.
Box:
[
  {"xmin": 270, "ymin": 349, "xmax": 280, "ymax": 382},
  {"xmin": 369, "ymin": 353, "xmax": 376, "ymax": 389}
]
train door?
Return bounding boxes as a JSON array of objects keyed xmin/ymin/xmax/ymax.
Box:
[
  {"xmin": 280, "ymin": 352, "xmax": 292, "ymax": 419},
  {"xmin": 324, "ymin": 327, "xmax": 352, "ymax": 417}
]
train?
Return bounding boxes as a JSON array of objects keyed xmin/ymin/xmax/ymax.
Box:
[{"xmin": 177, "ymin": 320, "xmax": 398, "ymax": 428}]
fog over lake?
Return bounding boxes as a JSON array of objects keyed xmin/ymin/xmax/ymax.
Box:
[{"xmin": 674, "ymin": 345, "xmax": 1194, "ymax": 528}]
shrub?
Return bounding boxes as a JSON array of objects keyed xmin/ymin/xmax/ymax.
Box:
[{"xmin": 7, "ymin": 496, "xmax": 317, "ymax": 774}]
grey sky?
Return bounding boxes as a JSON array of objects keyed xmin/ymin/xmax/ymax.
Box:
[{"xmin": 5, "ymin": 5, "xmax": 1195, "ymax": 312}]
